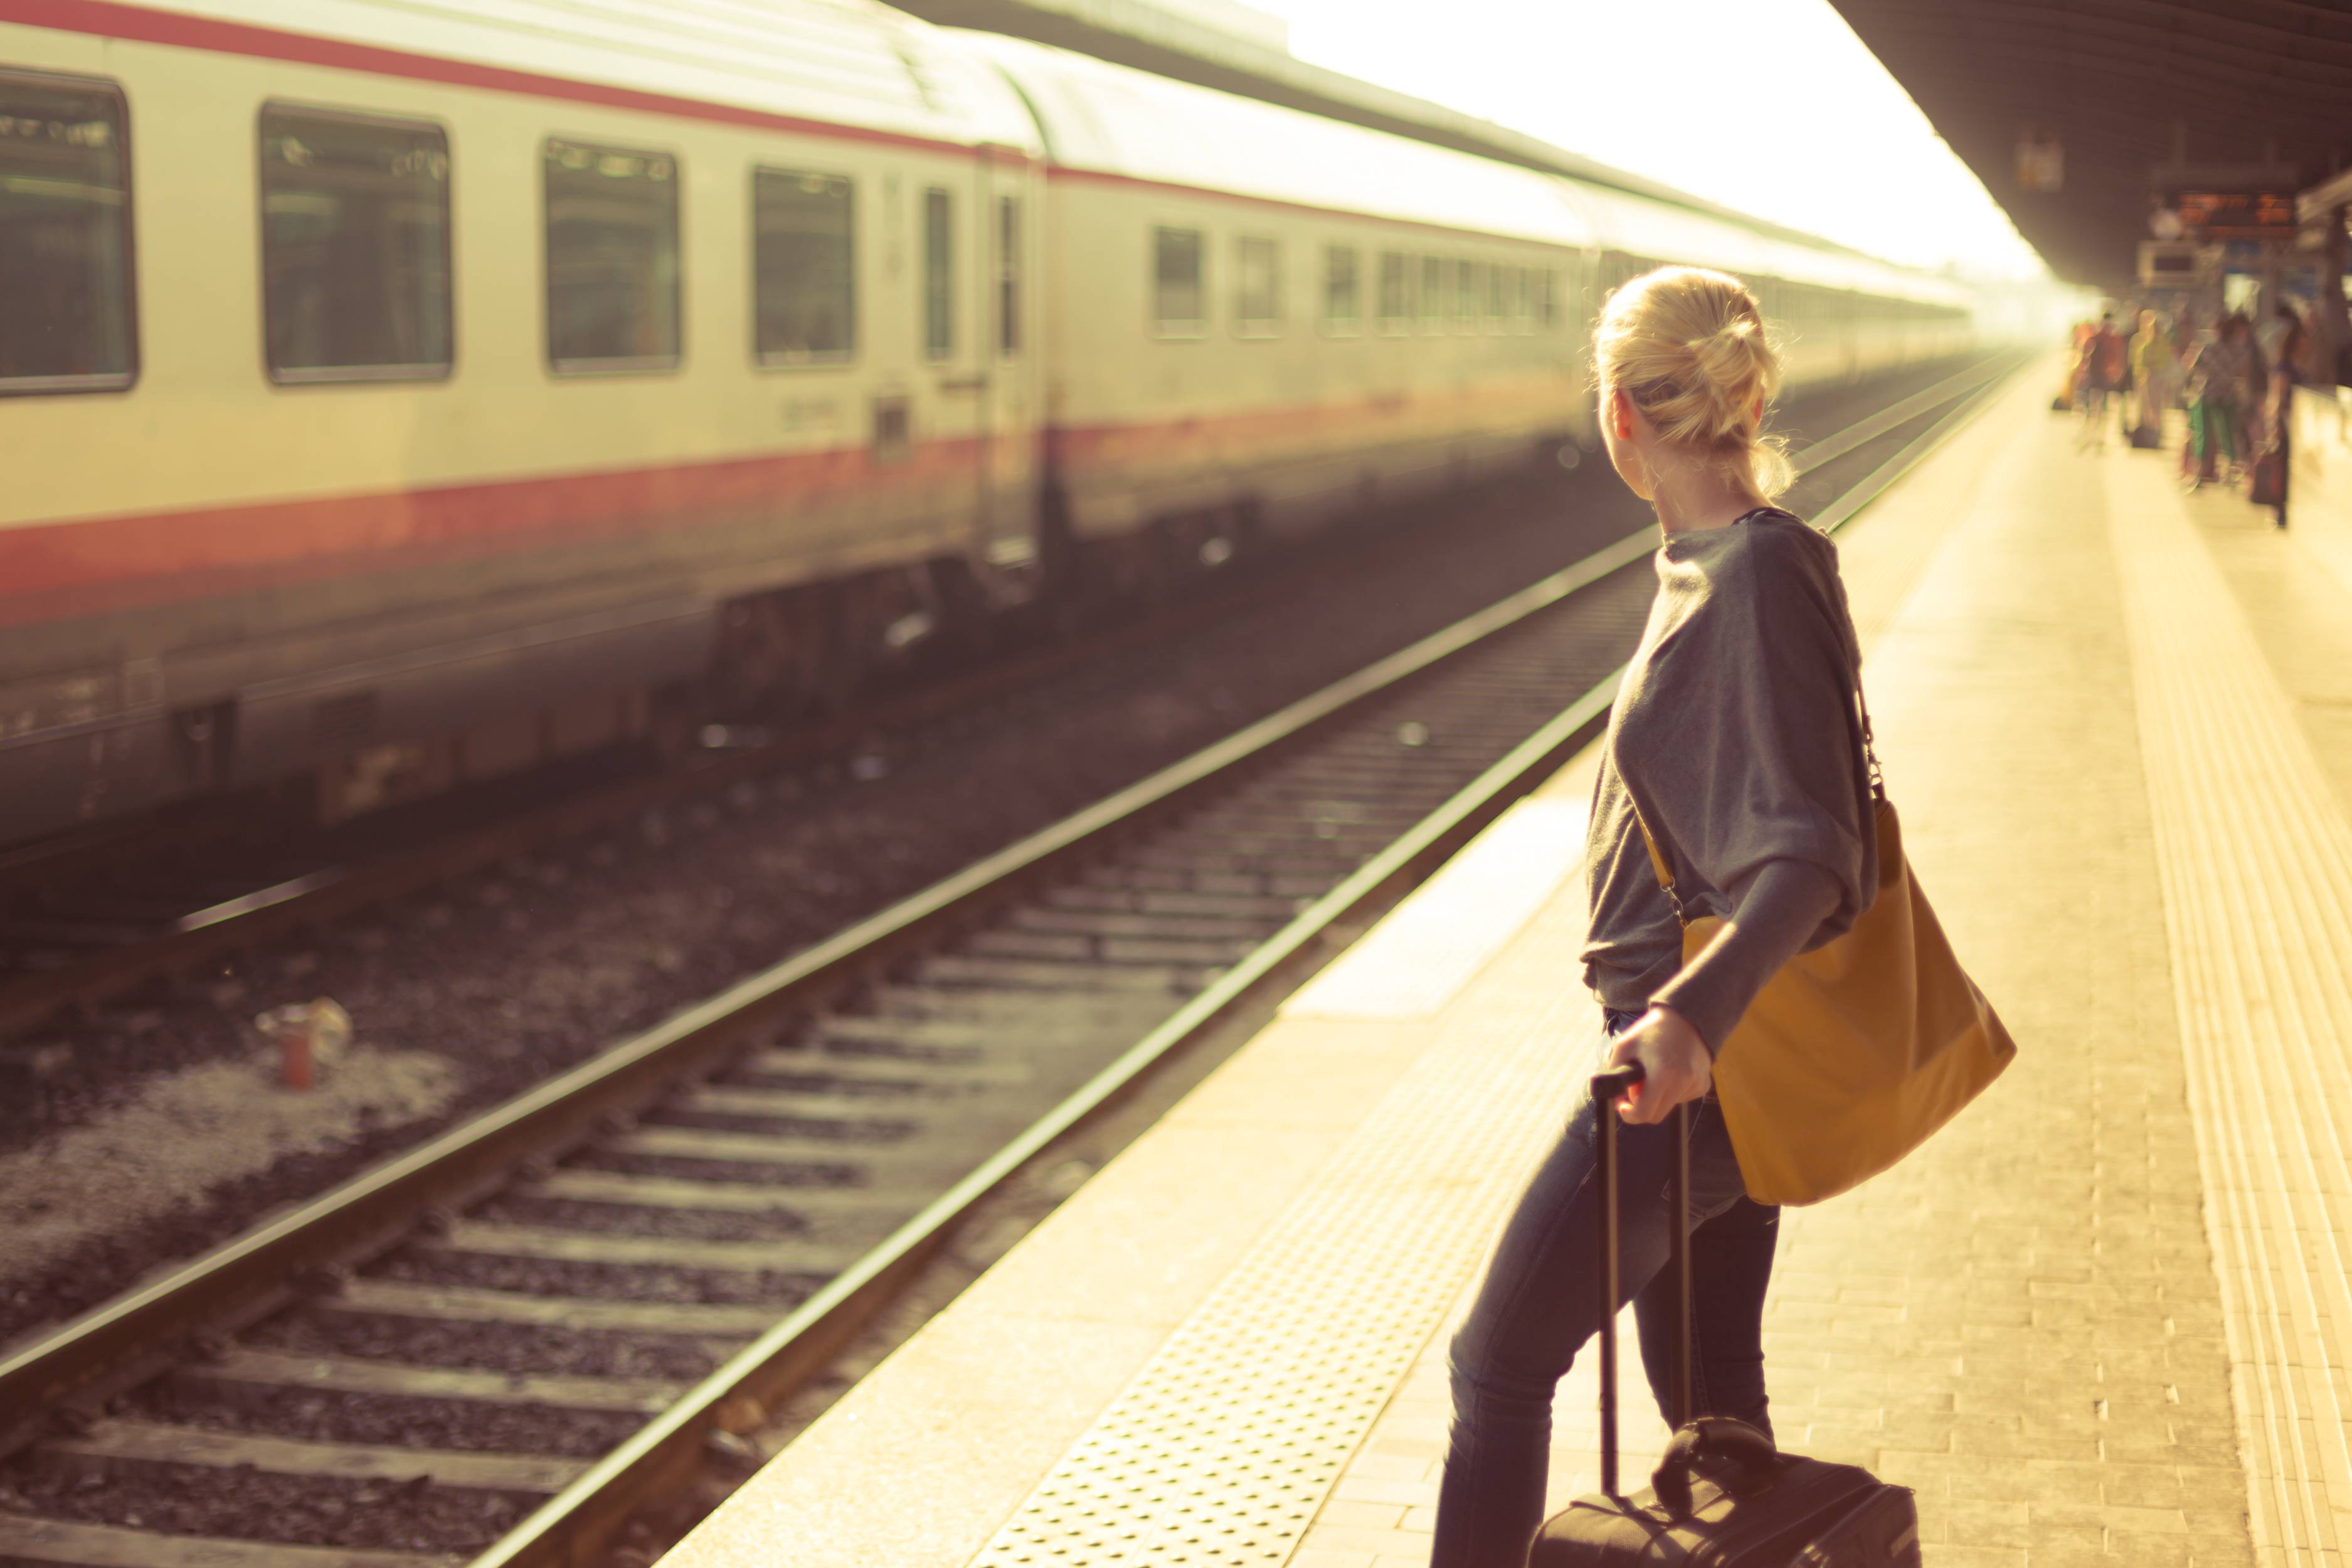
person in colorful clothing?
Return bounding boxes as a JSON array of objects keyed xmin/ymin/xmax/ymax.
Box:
[
  {"xmin": 2127, "ymin": 311, "xmax": 2178, "ymax": 443},
  {"xmin": 2182, "ymin": 314, "xmax": 2257, "ymax": 488},
  {"xmin": 2074, "ymin": 314, "xmax": 2127, "ymax": 448},
  {"xmin": 2257, "ymin": 310, "xmax": 2308, "ymax": 529}
]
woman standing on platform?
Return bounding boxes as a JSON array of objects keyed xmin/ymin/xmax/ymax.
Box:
[
  {"xmin": 2184, "ymin": 314, "xmax": 2256, "ymax": 489},
  {"xmin": 2129, "ymin": 310, "xmax": 2178, "ymax": 443},
  {"xmin": 2257, "ymin": 310, "xmax": 2308, "ymax": 529},
  {"xmin": 1432, "ymin": 267, "xmax": 1878, "ymax": 1567}
]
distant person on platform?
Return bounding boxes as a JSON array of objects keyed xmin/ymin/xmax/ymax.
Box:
[
  {"xmin": 2074, "ymin": 314, "xmax": 2126, "ymax": 448},
  {"xmin": 1434, "ymin": 267, "xmax": 1878, "ymax": 1567},
  {"xmin": 2173, "ymin": 310, "xmax": 2208, "ymax": 480},
  {"xmin": 2128, "ymin": 310, "xmax": 2178, "ymax": 442},
  {"xmin": 2259, "ymin": 308, "xmax": 2309, "ymax": 529},
  {"xmin": 2321, "ymin": 218, "xmax": 2352, "ymax": 390},
  {"xmin": 2062, "ymin": 318, "xmax": 2094, "ymax": 410},
  {"xmin": 2183, "ymin": 314, "xmax": 2257, "ymax": 488}
]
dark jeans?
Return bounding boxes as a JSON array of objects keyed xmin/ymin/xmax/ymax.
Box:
[{"xmin": 1431, "ymin": 1010, "xmax": 1781, "ymax": 1567}]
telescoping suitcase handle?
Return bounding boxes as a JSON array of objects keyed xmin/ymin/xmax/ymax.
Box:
[{"xmin": 1587, "ymin": 1063, "xmax": 1692, "ymax": 1499}]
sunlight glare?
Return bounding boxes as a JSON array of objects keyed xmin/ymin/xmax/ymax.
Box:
[{"xmin": 1253, "ymin": 0, "xmax": 2048, "ymax": 280}]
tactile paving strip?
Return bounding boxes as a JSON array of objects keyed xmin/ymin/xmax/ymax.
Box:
[
  {"xmin": 2109, "ymin": 458, "xmax": 2352, "ymax": 1562},
  {"xmin": 967, "ymin": 917, "xmax": 1599, "ymax": 1567}
]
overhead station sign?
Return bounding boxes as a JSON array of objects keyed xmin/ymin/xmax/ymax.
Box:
[
  {"xmin": 2016, "ymin": 127, "xmax": 2064, "ymax": 194},
  {"xmin": 2169, "ymin": 190, "xmax": 2297, "ymax": 239}
]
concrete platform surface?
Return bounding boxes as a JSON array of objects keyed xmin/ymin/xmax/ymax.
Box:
[{"xmin": 657, "ymin": 364, "xmax": 2352, "ymax": 1568}]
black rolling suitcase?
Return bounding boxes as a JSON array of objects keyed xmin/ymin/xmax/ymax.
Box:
[{"xmin": 1529, "ymin": 1066, "xmax": 1922, "ymax": 1566}]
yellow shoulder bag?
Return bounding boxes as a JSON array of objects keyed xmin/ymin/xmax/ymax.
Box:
[{"xmin": 1631, "ymin": 714, "xmax": 2016, "ymax": 1207}]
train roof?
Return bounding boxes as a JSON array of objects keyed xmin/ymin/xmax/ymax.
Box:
[
  {"xmin": 1562, "ymin": 181, "xmax": 1966, "ymax": 305},
  {"xmin": 963, "ymin": 32, "xmax": 1968, "ymax": 306},
  {"xmin": 962, "ymin": 31, "xmax": 1599, "ymax": 251},
  {"xmin": 127, "ymin": 0, "xmax": 1043, "ymax": 154}
]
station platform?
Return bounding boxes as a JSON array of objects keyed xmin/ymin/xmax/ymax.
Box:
[{"xmin": 657, "ymin": 361, "xmax": 2352, "ymax": 1568}]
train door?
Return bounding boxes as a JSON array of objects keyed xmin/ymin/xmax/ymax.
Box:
[{"xmin": 973, "ymin": 144, "xmax": 1042, "ymax": 584}]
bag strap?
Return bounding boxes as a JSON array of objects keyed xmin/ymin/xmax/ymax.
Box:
[
  {"xmin": 1627, "ymin": 796, "xmax": 1681, "ymax": 903},
  {"xmin": 1856, "ymin": 681, "xmax": 1887, "ymax": 803},
  {"xmin": 1826, "ymin": 547, "xmax": 1888, "ymax": 805}
]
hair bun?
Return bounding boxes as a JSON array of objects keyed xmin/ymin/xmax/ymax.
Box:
[
  {"xmin": 1592, "ymin": 264, "xmax": 1791, "ymax": 496},
  {"xmin": 1686, "ymin": 320, "xmax": 1769, "ymax": 438}
]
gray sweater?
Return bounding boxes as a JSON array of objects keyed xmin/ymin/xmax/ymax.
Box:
[{"xmin": 1579, "ymin": 509, "xmax": 1878, "ymax": 1054}]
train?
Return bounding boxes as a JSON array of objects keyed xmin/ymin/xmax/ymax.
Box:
[{"xmin": 0, "ymin": 0, "xmax": 1978, "ymax": 847}]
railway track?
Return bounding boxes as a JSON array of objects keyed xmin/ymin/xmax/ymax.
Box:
[
  {"xmin": 0, "ymin": 524, "xmax": 1437, "ymax": 1044},
  {"xmin": 0, "ymin": 354, "xmax": 2005, "ymax": 1056},
  {"xmin": 0, "ymin": 352, "xmax": 2025, "ymax": 1568}
]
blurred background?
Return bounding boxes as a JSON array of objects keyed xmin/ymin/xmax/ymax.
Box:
[{"xmin": 3, "ymin": 1, "xmax": 2347, "ymax": 1562}]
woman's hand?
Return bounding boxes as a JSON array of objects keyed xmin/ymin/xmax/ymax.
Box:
[{"xmin": 1608, "ymin": 1005, "xmax": 1714, "ymax": 1124}]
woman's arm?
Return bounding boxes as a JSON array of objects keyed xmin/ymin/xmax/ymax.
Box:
[
  {"xmin": 1651, "ymin": 859, "xmax": 1843, "ymax": 1055},
  {"xmin": 1611, "ymin": 527, "xmax": 1872, "ymax": 1115},
  {"xmin": 1609, "ymin": 861, "xmax": 1841, "ymax": 1124}
]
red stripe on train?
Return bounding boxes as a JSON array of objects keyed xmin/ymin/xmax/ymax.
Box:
[
  {"xmin": 0, "ymin": 435, "xmax": 990, "ymax": 626},
  {"xmin": 0, "ymin": 384, "xmax": 1570, "ymax": 627}
]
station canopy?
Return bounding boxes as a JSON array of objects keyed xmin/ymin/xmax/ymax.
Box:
[{"xmin": 1826, "ymin": 0, "xmax": 2352, "ymax": 289}]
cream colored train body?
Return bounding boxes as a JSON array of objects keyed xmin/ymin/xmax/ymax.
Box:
[{"xmin": 0, "ymin": 0, "xmax": 1974, "ymax": 844}]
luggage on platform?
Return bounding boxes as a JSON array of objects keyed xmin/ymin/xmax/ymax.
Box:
[
  {"xmin": 2128, "ymin": 415, "xmax": 2163, "ymax": 450},
  {"xmin": 2250, "ymin": 447, "xmax": 2286, "ymax": 508},
  {"xmin": 1528, "ymin": 1069, "xmax": 1922, "ymax": 1567}
]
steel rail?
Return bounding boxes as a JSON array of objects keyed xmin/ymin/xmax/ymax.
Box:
[
  {"xmin": 0, "ymin": 489, "xmax": 1656, "ymax": 1466},
  {"xmin": 0, "ymin": 351, "xmax": 2012, "ymax": 1048},
  {"xmin": 0, "ymin": 472, "xmax": 1522, "ymax": 1046}
]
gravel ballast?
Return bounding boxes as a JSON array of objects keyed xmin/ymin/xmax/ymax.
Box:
[
  {"xmin": 0, "ymin": 1461, "xmax": 538, "ymax": 1555},
  {"xmin": 375, "ymin": 1249, "xmax": 822, "ymax": 1308},
  {"xmin": 245, "ymin": 1310, "xmax": 721, "ymax": 1382},
  {"xmin": 0, "ymin": 363, "xmax": 1976, "ymax": 1348},
  {"xmin": 122, "ymin": 1382, "xmax": 644, "ymax": 1459}
]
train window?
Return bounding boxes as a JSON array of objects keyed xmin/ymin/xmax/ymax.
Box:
[
  {"xmin": 544, "ymin": 138, "xmax": 680, "ymax": 373},
  {"xmin": 1419, "ymin": 256, "xmax": 1447, "ymax": 332},
  {"xmin": 923, "ymin": 187, "xmax": 953, "ymax": 360},
  {"xmin": 753, "ymin": 167, "xmax": 854, "ymax": 366},
  {"xmin": 997, "ymin": 195, "xmax": 1021, "ymax": 358},
  {"xmin": 1322, "ymin": 244, "xmax": 1359, "ymax": 332},
  {"xmin": 1153, "ymin": 225, "xmax": 1204, "ymax": 336},
  {"xmin": 1455, "ymin": 260, "xmax": 1480, "ymax": 327},
  {"xmin": 1532, "ymin": 267, "xmax": 1555, "ymax": 327},
  {"xmin": 262, "ymin": 106, "xmax": 451, "ymax": 381},
  {"xmin": 0, "ymin": 71, "xmax": 135, "ymax": 393},
  {"xmin": 1485, "ymin": 262, "xmax": 1506, "ymax": 326},
  {"xmin": 1376, "ymin": 252, "xmax": 1411, "ymax": 334},
  {"xmin": 1235, "ymin": 236, "xmax": 1279, "ymax": 336}
]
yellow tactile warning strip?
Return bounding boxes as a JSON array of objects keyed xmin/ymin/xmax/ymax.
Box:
[
  {"xmin": 964, "ymin": 923, "xmax": 1606, "ymax": 1567},
  {"xmin": 2109, "ymin": 450, "xmax": 2352, "ymax": 1564}
]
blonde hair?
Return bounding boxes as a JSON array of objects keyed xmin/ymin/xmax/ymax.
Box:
[{"xmin": 1593, "ymin": 265, "xmax": 1792, "ymax": 499}]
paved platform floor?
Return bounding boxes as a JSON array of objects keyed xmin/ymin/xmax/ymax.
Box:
[{"xmin": 658, "ymin": 365, "xmax": 2352, "ymax": 1568}]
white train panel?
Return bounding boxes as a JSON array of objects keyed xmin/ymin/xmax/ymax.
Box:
[{"xmin": 0, "ymin": 0, "xmax": 1978, "ymax": 845}]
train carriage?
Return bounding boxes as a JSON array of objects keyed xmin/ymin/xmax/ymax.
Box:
[
  {"xmin": 967, "ymin": 30, "xmax": 1599, "ymax": 571},
  {"xmin": 0, "ymin": 0, "xmax": 1978, "ymax": 849},
  {"xmin": 0, "ymin": 0, "xmax": 1049, "ymax": 835}
]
